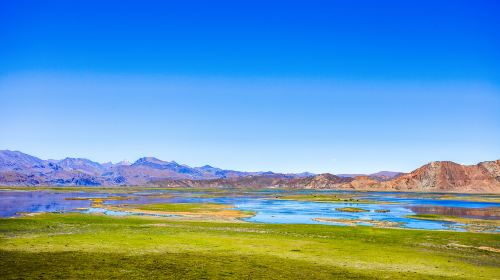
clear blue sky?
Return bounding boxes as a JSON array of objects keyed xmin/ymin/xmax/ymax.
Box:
[{"xmin": 0, "ymin": 0, "xmax": 499, "ymax": 174}]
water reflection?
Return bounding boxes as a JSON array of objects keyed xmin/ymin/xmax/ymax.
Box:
[
  {"xmin": 408, "ymin": 206, "xmax": 500, "ymax": 220},
  {"xmin": 0, "ymin": 191, "xmax": 105, "ymax": 217}
]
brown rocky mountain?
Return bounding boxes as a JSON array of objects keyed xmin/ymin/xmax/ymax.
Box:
[
  {"xmin": 338, "ymin": 176, "xmax": 380, "ymax": 190},
  {"xmin": 295, "ymin": 161, "xmax": 499, "ymax": 193},
  {"xmin": 151, "ymin": 160, "xmax": 500, "ymax": 193},
  {"xmin": 376, "ymin": 160, "xmax": 500, "ymax": 193},
  {"xmin": 152, "ymin": 173, "xmax": 352, "ymax": 189},
  {"xmin": 337, "ymin": 171, "xmax": 403, "ymax": 181},
  {"xmin": 151, "ymin": 173, "xmax": 297, "ymax": 188},
  {"xmin": 293, "ymin": 161, "xmax": 499, "ymax": 193},
  {"xmin": 281, "ymin": 174, "xmax": 353, "ymax": 189}
]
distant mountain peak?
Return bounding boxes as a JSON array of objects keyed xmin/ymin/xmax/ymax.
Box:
[
  {"xmin": 133, "ymin": 157, "xmax": 168, "ymax": 166},
  {"xmin": 0, "ymin": 150, "xmax": 46, "ymax": 169},
  {"xmin": 58, "ymin": 157, "xmax": 100, "ymax": 164},
  {"xmin": 337, "ymin": 171, "xmax": 403, "ymax": 181},
  {"xmin": 56, "ymin": 157, "xmax": 104, "ymax": 175},
  {"xmin": 136, "ymin": 156, "xmax": 161, "ymax": 162},
  {"xmin": 198, "ymin": 164, "xmax": 222, "ymax": 171},
  {"xmin": 116, "ymin": 160, "xmax": 131, "ymax": 166}
]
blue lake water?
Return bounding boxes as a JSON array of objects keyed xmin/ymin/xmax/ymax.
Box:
[{"xmin": 0, "ymin": 189, "xmax": 498, "ymax": 232}]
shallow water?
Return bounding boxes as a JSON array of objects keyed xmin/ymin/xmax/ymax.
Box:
[
  {"xmin": 0, "ymin": 189, "xmax": 498, "ymax": 232},
  {"xmin": 408, "ymin": 206, "xmax": 500, "ymax": 220},
  {"xmin": 233, "ymin": 199, "xmax": 465, "ymax": 230},
  {"xmin": 0, "ymin": 191, "xmax": 107, "ymax": 217}
]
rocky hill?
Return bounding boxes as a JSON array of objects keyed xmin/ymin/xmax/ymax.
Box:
[
  {"xmin": 337, "ymin": 171, "xmax": 403, "ymax": 182},
  {"xmin": 377, "ymin": 160, "xmax": 500, "ymax": 193},
  {"xmin": 152, "ymin": 161, "xmax": 500, "ymax": 193},
  {"xmin": 151, "ymin": 173, "xmax": 298, "ymax": 188},
  {"xmin": 290, "ymin": 161, "xmax": 499, "ymax": 193}
]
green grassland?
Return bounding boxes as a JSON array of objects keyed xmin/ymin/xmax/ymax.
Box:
[
  {"xmin": 335, "ymin": 207, "xmax": 370, "ymax": 212},
  {"xmin": 1, "ymin": 213, "xmax": 499, "ymax": 279},
  {"xmin": 135, "ymin": 202, "xmax": 230, "ymax": 212},
  {"xmin": 112, "ymin": 203, "xmax": 256, "ymax": 221}
]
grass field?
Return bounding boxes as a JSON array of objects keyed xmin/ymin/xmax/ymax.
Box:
[
  {"xmin": 112, "ymin": 202, "xmax": 256, "ymax": 220},
  {"xmin": 1, "ymin": 213, "xmax": 499, "ymax": 279}
]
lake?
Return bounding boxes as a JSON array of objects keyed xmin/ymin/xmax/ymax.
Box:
[{"xmin": 1, "ymin": 189, "xmax": 498, "ymax": 232}]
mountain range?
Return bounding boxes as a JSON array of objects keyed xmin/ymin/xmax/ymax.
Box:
[
  {"xmin": 0, "ymin": 150, "xmax": 310, "ymax": 186},
  {"xmin": 0, "ymin": 150, "xmax": 498, "ymax": 193}
]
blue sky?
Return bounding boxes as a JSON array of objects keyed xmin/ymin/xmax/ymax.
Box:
[{"xmin": 0, "ymin": 0, "xmax": 499, "ymax": 173}]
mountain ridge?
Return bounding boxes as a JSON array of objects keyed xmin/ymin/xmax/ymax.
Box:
[
  {"xmin": 0, "ymin": 150, "xmax": 312, "ymax": 186},
  {"xmin": 0, "ymin": 150, "xmax": 498, "ymax": 193},
  {"xmin": 152, "ymin": 160, "xmax": 500, "ymax": 193}
]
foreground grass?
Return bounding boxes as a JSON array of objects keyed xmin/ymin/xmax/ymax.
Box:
[
  {"xmin": 114, "ymin": 203, "xmax": 256, "ymax": 220},
  {"xmin": 0, "ymin": 214, "xmax": 499, "ymax": 279},
  {"xmin": 135, "ymin": 203, "xmax": 232, "ymax": 212}
]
